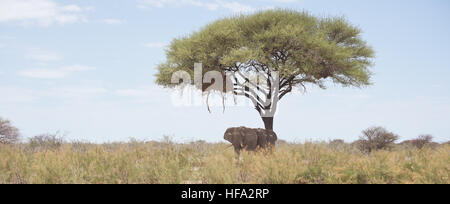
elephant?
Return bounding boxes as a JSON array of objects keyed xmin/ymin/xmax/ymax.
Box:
[{"xmin": 224, "ymin": 127, "xmax": 278, "ymax": 154}]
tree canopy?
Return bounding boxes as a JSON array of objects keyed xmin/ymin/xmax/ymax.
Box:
[
  {"xmin": 155, "ymin": 9, "xmax": 374, "ymax": 130},
  {"xmin": 0, "ymin": 117, "xmax": 20, "ymax": 144}
]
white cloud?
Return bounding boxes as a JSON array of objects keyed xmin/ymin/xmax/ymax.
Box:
[
  {"xmin": 27, "ymin": 48, "xmax": 61, "ymax": 62},
  {"xmin": 18, "ymin": 65, "xmax": 95, "ymax": 79},
  {"xmin": 0, "ymin": 43, "xmax": 4, "ymax": 48},
  {"xmin": 19, "ymin": 69, "xmax": 67, "ymax": 79},
  {"xmin": 62, "ymin": 65, "xmax": 95, "ymax": 72},
  {"xmin": 61, "ymin": 4, "xmax": 82, "ymax": 12},
  {"xmin": 48, "ymin": 86, "xmax": 108, "ymax": 99},
  {"xmin": 143, "ymin": 42, "xmax": 167, "ymax": 48},
  {"xmin": 0, "ymin": 0, "xmax": 89, "ymax": 26},
  {"xmin": 219, "ymin": 1, "xmax": 255, "ymax": 13},
  {"xmin": 0, "ymin": 84, "xmax": 108, "ymax": 104},
  {"xmin": 100, "ymin": 18, "xmax": 124, "ymax": 25},
  {"xmin": 138, "ymin": 0, "xmax": 255, "ymax": 13}
]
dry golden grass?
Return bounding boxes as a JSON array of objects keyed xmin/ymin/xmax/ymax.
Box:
[{"xmin": 0, "ymin": 141, "xmax": 449, "ymax": 184}]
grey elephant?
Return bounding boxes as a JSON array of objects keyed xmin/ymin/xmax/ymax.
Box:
[{"xmin": 224, "ymin": 127, "xmax": 277, "ymax": 154}]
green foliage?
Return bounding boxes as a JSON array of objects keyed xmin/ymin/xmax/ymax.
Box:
[{"xmin": 156, "ymin": 9, "xmax": 375, "ymax": 91}]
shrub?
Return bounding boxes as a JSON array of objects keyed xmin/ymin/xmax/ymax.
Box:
[
  {"xmin": 70, "ymin": 140, "xmax": 95, "ymax": 153},
  {"xmin": 28, "ymin": 132, "xmax": 65, "ymax": 151},
  {"xmin": 0, "ymin": 117, "xmax": 20, "ymax": 144},
  {"xmin": 357, "ymin": 127, "xmax": 399, "ymax": 153},
  {"xmin": 328, "ymin": 139, "xmax": 346, "ymax": 150},
  {"xmin": 329, "ymin": 139, "xmax": 345, "ymax": 146},
  {"xmin": 276, "ymin": 139, "xmax": 288, "ymax": 146},
  {"xmin": 401, "ymin": 135, "xmax": 434, "ymax": 149}
]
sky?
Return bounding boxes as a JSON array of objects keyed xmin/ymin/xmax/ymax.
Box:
[{"xmin": 1, "ymin": 0, "xmax": 450, "ymax": 143}]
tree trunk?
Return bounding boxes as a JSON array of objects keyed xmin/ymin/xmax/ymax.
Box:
[{"xmin": 262, "ymin": 117, "xmax": 274, "ymax": 131}]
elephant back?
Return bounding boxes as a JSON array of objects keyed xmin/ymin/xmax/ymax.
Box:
[
  {"xmin": 256, "ymin": 129, "xmax": 278, "ymax": 147},
  {"xmin": 224, "ymin": 127, "xmax": 277, "ymax": 154},
  {"xmin": 240, "ymin": 127, "xmax": 258, "ymax": 150}
]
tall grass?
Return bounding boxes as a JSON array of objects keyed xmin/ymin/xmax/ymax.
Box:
[{"xmin": 0, "ymin": 141, "xmax": 448, "ymax": 184}]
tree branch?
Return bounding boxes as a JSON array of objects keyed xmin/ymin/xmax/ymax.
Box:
[
  {"xmin": 279, "ymin": 85, "xmax": 293, "ymax": 100},
  {"xmin": 233, "ymin": 91, "xmax": 264, "ymax": 113},
  {"xmin": 231, "ymin": 72, "xmax": 267, "ymax": 105},
  {"xmin": 236, "ymin": 70, "xmax": 269, "ymax": 96}
]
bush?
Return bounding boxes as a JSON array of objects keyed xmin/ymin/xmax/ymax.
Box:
[
  {"xmin": 328, "ymin": 139, "xmax": 346, "ymax": 150},
  {"xmin": 70, "ymin": 140, "xmax": 95, "ymax": 153},
  {"xmin": 0, "ymin": 117, "xmax": 20, "ymax": 144},
  {"xmin": 28, "ymin": 132, "xmax": 65, "ymax": 151},
  {"xmin": 401, "ymin": 135, "xmax": 434, "ymax": 149},
  {"xmin": 329, "ymin": 139, "xmax": 345, "ymax": 146},
  {"xmin": 276, "ymin": 139, "xmax": 288, "ymax": 146},
  {"xmin": 357, "ymin": 127, "xmax": 399, "ymax": 153}
]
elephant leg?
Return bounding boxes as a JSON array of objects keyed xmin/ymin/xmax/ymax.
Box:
[
  {"xmin": 258, "ymin": 135, "xmax": 268, "ymax": 150},
  {"xmin": 233, "ymin": 143, "xmax": 242, "ymax": 155}
]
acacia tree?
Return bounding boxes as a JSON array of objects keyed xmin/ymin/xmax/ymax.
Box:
[
  {"xmin": 156, "ymin": 10, "xmax": 374, "ymax": 131},
  {"xmin": 0, "ymin": 117, "xmax": 20, "ymax": 144},
  {"xmin": 358, "ymin": 127, "xmax": 399, "ymax": 153}
]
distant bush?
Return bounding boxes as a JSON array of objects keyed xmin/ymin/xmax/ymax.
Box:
[
  {"xmin": 357, "ymin": 127, "xmax": 399, "ymax": 153},
  {"xmin": 276, "ymin": 139, "xmax": 288, "ymax": 146},
  {"xmin": 29, "ymin": 132, "xmax": 65, "ymax": 151},
  {"xmin": 351, "ymin": 139, "xmax": 363, "ymax": 147},
  {"xmin": 401, "ymin": 135, "xmax": 434, "ymax": 149},
  {"xmin": 328, "ymin": 139, "xmax": 346, "ymax": 150},
  {"xmin": 329, "ymin": 139, "xmax": 345, "ymax": 146},
  {"xmin": 0, "ymin": 117, "xmax": 20, "ymax": 144},
  {"xmin": 70, "ymin": 140, "xmax": 95, "ymax": 153},
  {"xmin": 190, "ymin": 140, "xmax": 207, "ymax": 145}
]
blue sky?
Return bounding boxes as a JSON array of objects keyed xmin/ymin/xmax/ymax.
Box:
[{"xmin": 1, "ymin": 0, "xmax": 449, "ymax": 143}]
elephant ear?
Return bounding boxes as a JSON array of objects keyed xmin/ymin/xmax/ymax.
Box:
[
  {"xmin": 243, "ymin": 128, "xmax": 258, "ymax": 150},
  {"xmin": 233, "ymin": 130, "xmax": 244, "ymax": 148}
]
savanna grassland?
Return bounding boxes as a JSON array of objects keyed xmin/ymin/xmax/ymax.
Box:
[{"xmin": 0, "ymin": 140, "xmax": 449, "ymax": 184}]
